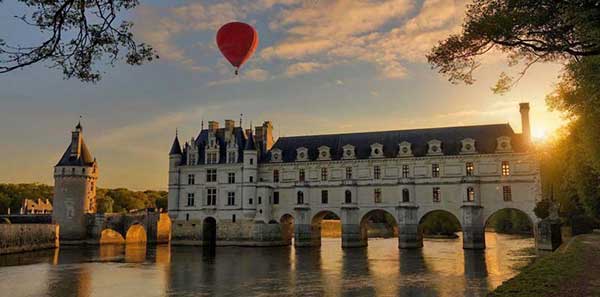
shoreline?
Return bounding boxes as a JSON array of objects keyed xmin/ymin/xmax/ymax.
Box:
[{"xmin": 489, "ymin": 232, "xmax": 600, "ymax": 297}]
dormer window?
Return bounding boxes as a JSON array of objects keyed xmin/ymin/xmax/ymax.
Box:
[
  {"xmin": 271, "ymin": 148, "xmax": 282, "ymax": 162},
  {"xmin": 496, "ymin": 136, "xmax": 512, "ymax": 152},
  {"xmin": 370, "ymin": 143, "xmax": 384, "ymax": 158},
  {"xmin": 398, "ymin": 141, "xmax": 412, "ymax": 157},
  {"xmin": 460, "ymin": 138, "xmax": 477, "ymax": 154},
  {"xmin": 427, "ymin": 139, "xmax": 443, "ymax": 155},
  {"xmin": 296, "ymin": 147, "xmax": 308, "ymax": 161},
  {"xmin": 342, "ymin": 144, "xmax": 355, "ymax": 159},
  {"xmin": 318, "ymin": 146, "xmax": 331, "ymax": 160}
]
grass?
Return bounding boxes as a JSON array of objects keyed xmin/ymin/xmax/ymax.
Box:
[{"xmin": 489, "ymin": 235, "xmax": 590, "ymax": 297}]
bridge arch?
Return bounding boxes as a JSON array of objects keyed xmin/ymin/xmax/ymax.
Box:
[
  {"xmin": 156, "ymin": 213, "xmax": 171, "ymax": 243},
  {"xmin": 99, "ymin": 228, "xmax": 125, "ymax": 244},
  {"xmin": 418, "ymin": 210, "xmax": 462, "ymax": 240},
  {"xmin": 202, "ymin": 216, "xmax": 217, "ymax": 246},
  {"xmin": 280, "ymin": 214, "xmax": 294, "ymax": 245},
  {"xmin": 484, "ymin": 208, "xmax": 534, "ymax": 236},
  {"xmin": 311, "ymin": 210, "xmax": 341, "ymax": 246},
  {"xmin": 125, "ymin": 223, "xmax": 147, "ymax": 244},
  {"xmin": 359, "ymin": 209, "xmax": 398, "ymax": 245}
]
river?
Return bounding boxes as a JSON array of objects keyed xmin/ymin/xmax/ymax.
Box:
[{"xmin": 0, "ymin": 233, "xmax": 534, "ymax": 297}]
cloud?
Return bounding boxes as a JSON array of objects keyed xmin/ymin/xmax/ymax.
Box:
[
  {"xmin": 262, "ymin": 0, "xmax": 466, "ymax": 79},
  {"xmin": 285, "ymin": 62, "xmax": 329, "ymax": 77},
  {"xmin": 244, "ymin": 68, "xmax": 271, "ymax": 81}
]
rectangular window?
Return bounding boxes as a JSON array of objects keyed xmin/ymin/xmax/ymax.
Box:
[
  {"xmin": 466, "ymin": 162, "xmax": 474, "ymax": 176},
  {"xmin": 299, "ymin": 169, "xmax": 305, "ymax": 182},
  {"xmin": 228, "ymin": 172, "xmax": 235, "ymax": 184},
  {"xmin": 227, "ymin": 192, "xmax": 235, "ymax": 206},
  {"xmin": 206, "ymin": 169, "xmax": 217, "ymax": 182},
  {"xmin": 232, "ymin": 214, "xmax": 236, "ymax": 223},
  {"xmin": 258, "ymin": 196, "xmax": 262, "ymax": 204},
  {"xmin": 273, "ymin": 192, "xmax": 280, "ymax": 204},
  {"xmin": 374, "ymin": 165, "xmax": 381, "ymax": 179},
  {"xmin": 250, "ymin": 158, "xmax": 254, "ymax": 165},
  {"xmin": 502, "ymin": 161, "xmax": 510, "ymax": 176},
  {"xmin": 321, "ymin": 168, "xmax": 328, "ymax": 181},
  {"xmin": 321, "ymin": 190, "xmax": 328, "ymax": 204},
  {"xmin": 188, "ymin": 174, "xmax": 195, "ymax": 185},
  {"xmin": 433, "ymin": 187, "xmax": 441, "ymax": 203},
  {"xmin": 346, "ymin": 167, "xmax": 353, "ymax": 180},
  {"xmin": 374, "ymin": 188, "xmax": 382, "ymax": 203},
  {"xmin": 207, "ymin": 152, "xmax": 218, "ymax": 164},
  {"xmin": 249, "ymin": 176, "xmax": 254, "ymax": 183},
  {"xmin": 206, "ymin": 188, "xmax": 217, "ymax": 206},
  {"xmin": 273, "ymin": 170, "xmax": 280, "ymax": 183},
  {"xmin": 432, "ymin": 164, "xmax": 440, "ymax": 177},
  {"xmin": 228, "ymin": 151, "xmax": 236, "ymax": 163},
  {"xmin": 187, "ymin": 193, "xmax": 195, "ymax": 206},
  {"xmin": 249, "ymin": 198, "xmax": 253, "ymax": 205},
  {"xmin": 503, "ymin": 186, "xmax": 512, "ymax": 201},
  {"xmin": 402, "ymin": 165, "xmax": 410, "ymax": 178}
]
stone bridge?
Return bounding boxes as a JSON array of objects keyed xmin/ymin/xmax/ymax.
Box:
[{"xmin": 87, "ymin": 210, "xmax": 171, "ymax": 244}]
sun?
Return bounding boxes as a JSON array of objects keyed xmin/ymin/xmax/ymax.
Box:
[{"xmin": 532, "ymin": 127, "xmax": 548, "ymax": 140}]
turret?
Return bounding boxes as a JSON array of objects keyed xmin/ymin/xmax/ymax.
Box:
[
  {"xmin": 52, "ymin": 122, "xmax": 98, "ymax": 240},
  {"xmin": 168, "ymin": 132, "xmax": 182, "ymax": 215}
]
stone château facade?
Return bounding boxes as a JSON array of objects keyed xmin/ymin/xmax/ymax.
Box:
[{"xmin": 168, "ymin": 103, "xmax": 541, "ymax": 249}]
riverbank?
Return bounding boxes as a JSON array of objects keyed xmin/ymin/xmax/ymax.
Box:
[{"xmin": 489, "ymin": 232, "xmax": 600, "ymax": 297}]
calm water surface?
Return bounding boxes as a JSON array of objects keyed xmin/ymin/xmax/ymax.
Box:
[{"xmin": 0, "ymin": 233, "xmax": 534, "ymax": 297}]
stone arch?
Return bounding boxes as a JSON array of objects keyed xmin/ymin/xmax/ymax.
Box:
[
  {"xmin": 418, "ymin": 210, "xmax": 462, "ymax": 239},
  {"xmin": 484, "ymin": 208, "xmax": 534, "ymax": 235},
  {"xmin": 310, "ymin": 210, "xmax": 341, "ymax": 246},
  {"xmin": 125, "ymin": 223, "xmax": 147, "ymax": 244},
  {"xmin": 100, "ymin": 228, "xmax": 125, "ymax": 244},
  {"xmin": 280, "ymin": 214, "xmax": 294, "ymax": 245},
  {"xmin": 359, "ymin": 209, "xmax": 398, "ymax": 245},
  {"xmin": 202, "ymin": 216, "xmax": 217, "ymax": 246},
  {"xmin": 157, "ymin": 213, "xmax": 171, "ymax": 243}
]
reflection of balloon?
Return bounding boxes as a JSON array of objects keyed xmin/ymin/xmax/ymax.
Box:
[{"xmin": 216, "ymin": 22, "xmax": 259, "ymax": 75}]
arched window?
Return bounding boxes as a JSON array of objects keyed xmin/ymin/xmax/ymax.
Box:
[
  {"xmin": 467, "ymin": 187, "xmax": 475, "ymax": 202},
  {"xmin": 402, "ymin": 188, "xmax": 410, "ymax": 202},
  {"xmin": 345, "ymin": 190, "xmax": 352, "ymax": 204},
  {"xmin": 297, "ymin": 191, "xmax": 304, "ymax": 204},
  {"xmin": 273, "ymin": 170, "xmax": 280, "ymax": 183}
]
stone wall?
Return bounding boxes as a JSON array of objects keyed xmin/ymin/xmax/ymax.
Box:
[
  {"xmin": 0, "ymin": 224, "xmax": 59, "ymax": 255},
  {"xmin": 171, "ymin": 219, "xmax": 285, "ymax": 246}
]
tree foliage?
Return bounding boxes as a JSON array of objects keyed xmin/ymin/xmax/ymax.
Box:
[
  {"xmin": 0, "ymin": 0, "xmax": 158, "ymax": 82},
  {"xmin": 428, "ymin": 0, "xmax": 600, "ymax": 89},
  {"xmin": 0, "ymin": 183, "xmax": 166, "ymax": 214},
  {"xmin": 487, "ymin": 209, "xmax": 532, "ymax": 234}
]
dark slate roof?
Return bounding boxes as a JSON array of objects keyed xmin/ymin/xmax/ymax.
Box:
[
  {"xmin": 177, "ymin": 127, "xmax": 256, "ymax": 165},
  {"xmin": 269, "ymin": 124, "xmax": 526, "ymax": 162},
  {"xmin": 56, "ymin": 139, "xmax": 95, "ymax": 166},
  {"xmin": 169, "ymin": 135, "xmax": 182, "ymax": 155},
  {"xmin": 244, "ymin": 132, "xmax": 256, "ymax": 150}
]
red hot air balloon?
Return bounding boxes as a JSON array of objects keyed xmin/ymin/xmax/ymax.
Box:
[{"xmin": 216, "ymin": 22, "xmax": 259, "ymax": 75}]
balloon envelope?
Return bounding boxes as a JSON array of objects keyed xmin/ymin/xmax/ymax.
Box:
[{"xmin": 216, "ymin": 22, "xmax": 258, "ymax": 71}]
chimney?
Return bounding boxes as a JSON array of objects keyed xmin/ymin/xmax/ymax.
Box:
[
  {"xmin": 255, "ymin": 121, "xmax": 274, "ymax": 152},
  {"xmin": 208, "ymin": 121, "xmax": 219, "ymax": 132},
  {"xmin": 519, "ymin": 102, "xmax": 531, "ymax": 142},
  {"xmin": 225, "ymin": 119, "xmax": 235, "ymax": 131}
]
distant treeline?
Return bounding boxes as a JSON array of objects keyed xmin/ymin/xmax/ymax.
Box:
[{"xmin": 0, "ymin": 183, "xmax": 167, "ymax": 214}]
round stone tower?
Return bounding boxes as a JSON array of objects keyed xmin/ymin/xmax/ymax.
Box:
[{"xmin": 52, "ymin": 122, "xmax": 98, "ymax": 241}]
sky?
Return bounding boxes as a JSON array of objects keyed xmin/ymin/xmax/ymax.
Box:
[{"xmin": 0, "ymin": 0, "xmax": 565, "ymax": 190}]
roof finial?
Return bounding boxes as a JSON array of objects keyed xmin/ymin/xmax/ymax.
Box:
[
  {"xmin": 239, "ymin": 113, "xmax": 243, "ymax": 127},
  {"xmin": 176, "ymin": 128, "xmax": 178, "ymax": 137},
  {"xmin": 76, "ymin": 115, "xmax": 83, "ymax": 130},
  {"xmin": 201, "ymin": 118, "xmax": 204, "ymax": 130}
]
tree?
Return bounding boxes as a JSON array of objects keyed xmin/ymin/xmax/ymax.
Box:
[
  {"xmin": 427, "ymin": 0, "xmax": 600, "ymax": 91},
  {"xmin": 96, "ymin": 195, "xmax": 113, "ymax": 213},
  {"xmin": 0, "ymin": 0, "xmax": 157, "ymax": 82}
]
